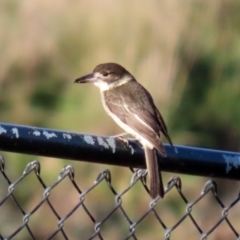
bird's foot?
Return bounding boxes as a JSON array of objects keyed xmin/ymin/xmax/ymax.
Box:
[
  {"xmin": 111, "ymin": 132, "xmax": 130, "ymax": 145},
  {"xmin": 116, "ymin": 135, "xmax": 130, "ymax": 146}
]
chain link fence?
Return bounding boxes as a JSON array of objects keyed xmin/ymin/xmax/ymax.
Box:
[{"xmin": 1, "ymin": 154, "xmax": 240, "ymax": 240}]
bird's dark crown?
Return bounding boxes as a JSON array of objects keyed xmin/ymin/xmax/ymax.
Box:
[{"xmin": 93, "ymin": 63, "xmax": 131, "ymax": 78}]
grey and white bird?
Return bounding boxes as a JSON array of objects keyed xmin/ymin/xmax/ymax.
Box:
[{"xmin": 74, "ymin": 63, "xmax": 174, "ymax": 198}]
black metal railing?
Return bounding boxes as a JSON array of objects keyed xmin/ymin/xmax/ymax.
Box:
[{"xmin": 0, "ymin": 122, "xmax": 240, "ymax": 239}]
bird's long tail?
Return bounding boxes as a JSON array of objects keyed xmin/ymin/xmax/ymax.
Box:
[{"xmin": 144, "ymin": 146, "xmax": 164, "ymax": 198}]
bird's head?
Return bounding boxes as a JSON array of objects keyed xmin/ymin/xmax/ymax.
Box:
[{"xmin": 74, "ymin": 63, "xmax": 134, "ymax": 91}]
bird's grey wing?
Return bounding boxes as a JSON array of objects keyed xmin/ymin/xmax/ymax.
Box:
[
  {"xmin": 142, "ymin": 87, "xmax": 174, "ymax": 147},
  {"xmin": 105, "ymin": 95, "xmax": 166, "ymax": 155}
]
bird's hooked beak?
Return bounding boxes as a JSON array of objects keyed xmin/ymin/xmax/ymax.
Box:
[{"xmin": 74, "ymin": 73, "xmax": 97, "ymax": 84}]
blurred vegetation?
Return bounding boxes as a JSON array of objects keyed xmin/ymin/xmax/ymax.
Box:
[{"xmin": 0, "ymin": 0, "xmax": 240, "ymax": 239}]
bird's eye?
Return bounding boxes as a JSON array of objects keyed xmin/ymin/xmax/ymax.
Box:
[{"xmin": 102, "ymin": 71, "xmax": 108, "ymax": 77}]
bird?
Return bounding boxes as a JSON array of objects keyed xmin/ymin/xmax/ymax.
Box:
[{"xmin": 74, "ymin": 63, "xmax": 174, "ymax": 198}]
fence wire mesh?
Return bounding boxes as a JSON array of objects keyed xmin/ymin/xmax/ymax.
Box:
[{"xmin": 0, "ymin": 155, "xmax": 240, "ymax": 240}]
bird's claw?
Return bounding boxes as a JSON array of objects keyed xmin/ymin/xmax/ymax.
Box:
[{"xmin": 116, "ymin": 136, "xmax": 130, "ymax": 146}]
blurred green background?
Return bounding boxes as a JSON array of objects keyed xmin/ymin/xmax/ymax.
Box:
[{"xmin": 1, "ymin": 0, "xmax": 240, "ymax": 239}]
